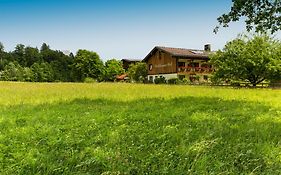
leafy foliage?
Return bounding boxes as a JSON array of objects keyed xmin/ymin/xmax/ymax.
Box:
[
  {"xmin": 211, "ymin": 34, "xmax": 281, "ymax": 86},
  {"xmin": 167, "ymin": 78, "xmax": 181, "ymax": 84},
  {"xmin": 215, "ymin": 0, "xmax": 281, "ymax": 34},
  {"xmin": 73, "ymin": 50, "xmax": 104, "ymax": 81},
  {"xmin": 128, "ymin": 62, "xmax": 147, "ymax": 82},
  {"xmin": 31, "ymin": 62, "xmax": 54, "ymax": 82},
  {"xmin": 0, "ymin": 62, "xmax": 23, "ymax": 81},
  {"xmin": 0, "ymin": 42, "xmax": 123, "ymax": 82},
  {"xmin": 104, "ymin": 59, "xmax": 125, "ymax": 81},
  {"xmin": 154, "ymin": 76, "xmax": 166, "ymax": 84}
]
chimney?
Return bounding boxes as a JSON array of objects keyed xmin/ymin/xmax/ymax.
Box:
[{"xmin": 204, "ymin": 44, "xmax": 211, "ymax": 52}]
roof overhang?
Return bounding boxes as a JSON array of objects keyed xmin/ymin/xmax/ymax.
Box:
[{"xmin": 143, "ymin": 46, "xmax": 210, "ymax": 62}]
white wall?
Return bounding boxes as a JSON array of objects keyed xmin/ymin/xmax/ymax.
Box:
[{"xmin": 148, "ymin": 74, "xmax": 178, "ymax": 82}]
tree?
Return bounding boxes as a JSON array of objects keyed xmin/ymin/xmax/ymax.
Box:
[
  {"xmin": 24, "ymin": 46, "xmax": 41, "ymax": 67},
  {"xmin": 13, "ymin": 44, "xmax": 25, "ymax": 65},
  {"xmin": 0, "ymin": 42, "xmax": 4, "ymax": 53},
  {"xmin": 0, "ymin": 62, "xmax": 23, "ymax": 81},
  {"xmin": 31, "ymin": 62, "xmax": 54, "ymax": 82},
  {"xmin": 210, "ymin": 34, "xmax": 281, "ymax": 86},
  {"xmin": 40, "ymin": 43, "xmax": 50, "ymax": 52},
  {"xmin": 103, "ymin": 59, "xmax": 125, "ymax": 81},
  {"xmin": 128, "ymin": 62, "xmax": 147, "ymax": 82},
  {"xmin": 0, "ymin": 42, "xmax": 79, "ymax": 82},
  {"xmin": 72, "ymin": 50, "xmax": 104, "ymax": 81},
  {"xmin": 22, "ymin": 67, "xmax": 34, "ymax": 82},
  {"xmin": 40, "ymin": 62, "xmax": 54, "ymax": 82},
  {"xmin": 31, "ymin": 63, "xmax": 42, "ymax": 82},
  {"xmin": 215, "ymin": 0, "xmax": 281, "ymax": 34},
  {"xmin": 0, "ymin": 42, "xmax": 6, "ymax": 70}
]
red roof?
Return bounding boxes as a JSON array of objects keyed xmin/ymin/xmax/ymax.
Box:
[{"xmin": 116, "ymin": 74, "xmax": 128, "ymax": 80}]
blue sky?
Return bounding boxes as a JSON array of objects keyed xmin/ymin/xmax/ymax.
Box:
[{"xmin": 1, "ymin": 0, "xmax": 280, "ymax": 60}]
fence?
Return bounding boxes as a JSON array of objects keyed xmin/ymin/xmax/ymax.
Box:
[{"xmin": 187, "ymin": 82, "xmax": 281, "ymax": 89}]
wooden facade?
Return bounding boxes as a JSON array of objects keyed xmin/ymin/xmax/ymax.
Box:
[
  {"xmin": 143, "ymin": 46, "xmax": 213, "ymax": 82},
  {"xmin": 145, "ymin": 49, "xmax": 177, "ymax": 75}
]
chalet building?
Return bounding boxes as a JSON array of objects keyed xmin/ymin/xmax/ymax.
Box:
[
  {"xmin": 121, "ymin": 59, "xmax": 141, "ymax": 71},
  {"xmin": 143, "ymin": 45, "xmax": 213, "ymax": 82}
]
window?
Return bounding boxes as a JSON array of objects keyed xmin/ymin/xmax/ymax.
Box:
[
  {"xmin": 188, "ymin": 62, "xmax": 199, "ymax": 67},
  {"xmin": 193, "ymin": 63, "xmax": 199, "ymax": 67},
  {"xmin": 149, "ymin": 64, "xmax": 153, "ymax": 71},
  {"xmin": 178, "ymin": 62, "xmax": 185, "ymax": 67}
]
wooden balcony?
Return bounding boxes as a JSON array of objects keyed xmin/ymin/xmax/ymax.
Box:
[{"xmin": 177, "ymin": 66, "xmax": 213, "ymax": 73}]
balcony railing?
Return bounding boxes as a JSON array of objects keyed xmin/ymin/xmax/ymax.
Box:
[{"xmin": 178, "ymin": 66, "xmax": 213, "ymax": 73}]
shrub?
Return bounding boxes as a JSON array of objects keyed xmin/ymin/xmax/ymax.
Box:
[
  {"xmin": 22, "ymin": 67, "xmax": 34, "ymax": 82},
  {"xmin": 230, "ymin": 81, "xmax": 241, "ymax": 87},
  {"xmin": 154, "ymin": 77, "xmax": 166, "ymax": 84},
  {"xmin": 128, "ymin": 62, "xmax": 147, "ymax": 83},
  {"xmin": 182, "ymin": 78, "xmax": 190, "ymax": 85},
  {"xmin": 0, "ymin": 62, "xmax": 23, "ymax": 81},
  {"xmin": 84, "ymin": 77, "xmax": 97, "ymax": 83},
  {"xmin": 195, "ymin": 75, "xmax": 200, "ymax": 81},
  {"xmin": 167, "ymin": 78, "xmax": 180, "ymax": 84},
  {"xmin": 210, "ymin": 76, "xmax": 223, "ymax": 85}
]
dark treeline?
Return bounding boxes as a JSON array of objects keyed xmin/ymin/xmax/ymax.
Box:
[{"xmin": 0, "ymin": 42, "xmax": 125, "ymax": 82}]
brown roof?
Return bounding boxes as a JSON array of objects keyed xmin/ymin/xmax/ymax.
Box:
[
  {"xmin": 121, "ymin": 59, "xmax": 141, "ymax": 62},
  {"xmin": 143, "ymin": 46, "xmax": 211, "ymax": 61}
]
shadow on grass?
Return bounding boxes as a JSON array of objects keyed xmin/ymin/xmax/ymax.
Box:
[{"xmin": 0, "ymin": 96, "xmax": 281, "ymax": 174}]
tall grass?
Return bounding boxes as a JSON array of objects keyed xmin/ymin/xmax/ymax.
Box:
[
  {"xmin": 0, "ymin": 82, "xmax": 280, "ymax": 106},
  {"xmin": 0, "ymin": 82, "xmax": 280, "ymax": 174}
]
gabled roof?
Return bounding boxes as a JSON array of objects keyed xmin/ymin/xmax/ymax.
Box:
[
  {"xmin": 121, "ymin": 58, "xmax": 141, "ymax": 62},
  {"xmin": 143, "ymin": 46, "xmax": 211, "ymax": 61}
]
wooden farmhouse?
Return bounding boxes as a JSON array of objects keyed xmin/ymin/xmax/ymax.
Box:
[
  {"xmin": 121, "ymin": 59, "xmax": 141, "ymax": 71},
  {"xmin": 143, "ymin": 45, "xmax": 213, "ymax": 82}
]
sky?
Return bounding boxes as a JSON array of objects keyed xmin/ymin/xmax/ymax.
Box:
[{"xmin": 0, "ymin": 0, "xmax": 280, "ymax": 61}]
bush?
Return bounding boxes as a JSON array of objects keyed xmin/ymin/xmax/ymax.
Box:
[
  {"xmin": 128, "ymin": 62, "xmax": 147, "ymax": 83},
  {"xmin": 230, "ymin": 81, "xmax": 241, "ymax": 87},
  {"xmin": 211, "ymin": 76, "xmax": 223, "ymax": 85},
  {"xmin": 167, "ymin": 78, "xmax": 180, "ymax": 84},
  {"xmin": 22, "ymin": 67, "xmax": 34, "ymax": 82},
  {"xmin": 182, "ymin": 78, "xmax": 190, "ymax": 85},
  {"xmin": 84, "ymin": 77, "xmax": 97, "ymax": 83},
  {"xmin": 154, "ymin": 77, "xmax": 166, "ymax": 84},
  {"xmin": 0, "ymin": 62, "xmax": 23, "ymax": 81}
]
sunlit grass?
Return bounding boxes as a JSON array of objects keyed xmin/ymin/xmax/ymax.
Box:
[
  {"xmin": 0, "ymin": 81, "xmax": 280, "ymax": 106},
  {"xmin": 0, "ymin": 82, "xmax": 281, "ymax": 174}
]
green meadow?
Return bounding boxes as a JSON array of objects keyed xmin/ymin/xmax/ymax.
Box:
[{"xmin": 0, "ymin": 82, "xmax": 281, "ymax": 174}]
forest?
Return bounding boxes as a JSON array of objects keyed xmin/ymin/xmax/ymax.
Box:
[{"xmin": 0, "ymin": 43, "xmax": 125, "ymax": 82}]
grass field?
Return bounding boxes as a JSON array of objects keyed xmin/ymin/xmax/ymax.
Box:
[{"xmin": 0, "ymin": 82, "xmax": 281, "ymax": 174}]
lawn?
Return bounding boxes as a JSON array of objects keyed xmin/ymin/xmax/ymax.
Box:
[{"xmin": 0, "ymin": 82, "xmax": 281, "ymax": 174}]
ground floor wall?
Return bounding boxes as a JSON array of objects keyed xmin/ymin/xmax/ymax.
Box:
[
  {"xmin": 178, "ymin": 74, "xmax": 211, "ymax": 83},
  {"xmin": 148, "ymin": 74, "xmax": 178, "ymax": 82},
  {"xmin": 148, "ymin": 73, "xmax": 211, "ymax": 83}
]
